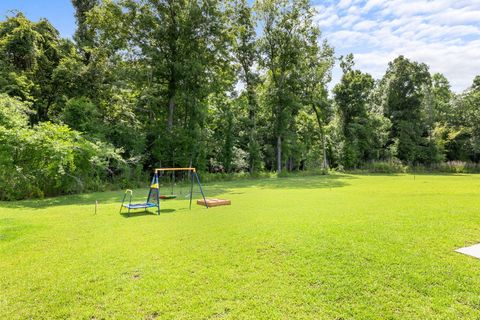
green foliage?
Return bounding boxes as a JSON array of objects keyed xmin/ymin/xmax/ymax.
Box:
[
  {"xmin": 51, "ymin": 55, "xmax": 88, "ymax": 99},
  {"xmin": 0, "ymin": 123, "xmax": 124, "ymax": 200},
  {"xmin": 431, "ymin": 73, "xmax": 453, "ymax": 123},
  {"xmin": 334, "ymin": 57, "xmax": 390, "ymax": 168},
  {"xmin": 434, "ymin": 76, "xmax": 480, "ymax": 162},
  {"xmin": 0, "ymin": 6, "xmax": 479, "ymax": 200},
  {"xmin": 0, "ymin": 94, "xmax": 31, "ymax": 128},
  {"xmin": 59, "ymin": 97, "xmax": 102, "ymax": 135},
  {"xmin": 437, "ymin": 161, "xmax": 480, "ymax": 173},
  {"xmin": 72, "ymin": 0, "xmax": 99, "ymax": 54},
  {"xmin": 89, "ymin": 0, "xmax": 232, "ymax": 170},
  {"xmin": 102, "ymin": 92, "xmax": 146, "ymax": 158},
  {"xmin": 0, "ymin": 13, "xmax": 68, "ymax": 122},
  {"xmin": 231, "ymin": 0, "xmax": 262, "ymax": 173},
  {"xmin": 0, "ymin": 13, "xmax": 42, "ymax": 71},
  {"xmin": 257, "ymin": 0, "xmax": 330, "ymax": 172},
  {"xmin": 380, "ymin": 56, "xmax": 440, "ymax": 164},
  {"xmin": 359, "ymin": 160, "xmax": 406, "ymax": 173},
  {"xmin": 0, "ymin": 96, "xmax": 124, "ymax": 200}
]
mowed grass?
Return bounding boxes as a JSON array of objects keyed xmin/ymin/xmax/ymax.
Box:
[{"xmin": 2, "ymin": 174, "xmax": 480, "ymax": 319}]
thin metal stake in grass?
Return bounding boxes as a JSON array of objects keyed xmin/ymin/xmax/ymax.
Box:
[{"xmin": 95, "ymin": 200, "xmax": 98, "ymax": 215}]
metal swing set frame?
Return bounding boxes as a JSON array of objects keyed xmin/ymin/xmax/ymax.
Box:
[{"xmin": 120, "ymin": 168, "xmax": 208, "ymax": 215}]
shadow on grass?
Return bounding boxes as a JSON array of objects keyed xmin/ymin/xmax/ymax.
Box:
[
  {"xmin": 0, "ymin": 174, "xmax": 353, "ymax": 210},
  {"xmin": 347, "ymin": 172, "xmax": 471, "ymax": 177},
  {"xmin": 207, "ymin": 173, "xmax": 354, "ymax": 190},
  {"xmin": 120, "ymin": 208, "xmax": 176, "ymax": 218},
  {"xmin": 405, "ymin": 172, "xmax": 471, "ymax": 177},
  {"xmin": 0, "ymin": 192, "xmax": 125, "ymax": 211}
]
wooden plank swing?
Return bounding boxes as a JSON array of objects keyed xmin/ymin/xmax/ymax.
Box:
[{"xmin": 197, "ymin": 198, "xmax": 231, "ymax": 207}]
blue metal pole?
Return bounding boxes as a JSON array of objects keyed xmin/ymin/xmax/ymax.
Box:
[
  {"xmin": 156, "ymin": 172, "xmax": 160, "ymax": 215},
  {"xmin": 189, "ymin": 171, "xmax": 194, "ymax": 209},
  {"xmin": 195, "ymin": 172, "xmax": 208, "ymax": 209}
]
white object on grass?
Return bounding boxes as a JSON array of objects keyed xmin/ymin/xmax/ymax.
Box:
[{"xmin": 455, "ymin": 244, "xmax": 480, "ymax": 259}]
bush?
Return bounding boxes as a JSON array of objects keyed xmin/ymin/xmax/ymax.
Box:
[
  {"xmin": 0, "ymin": 122, "xmax": 127, "ymax": 200},
  {"xmin": 231, "ymin": 147, "xmax": 249, "ymax": 172},
  {"xmin": 0, "ymin": 93, "xmax": 31, "ymax": 128},
  {"xmin": 438, "ymin": 161, "xmax": 467, "ymax": 173},
  {"xmin": 0, "ymin": 95, "xmax": 128, "ymax": 200},
  {"xmin": 419, "ymin": 161, "xmax": 480, "ymax": 174},
  {"xmin": 358, "ymin": 160, "xmax": 406, "ymax": 173},
  {"xmin": 355, "ymin": 160, "xmax": 480, "ymax": 174},
  {"xmin": 59, "ymin": 97, "xmax": 103, "ymax": 137}
]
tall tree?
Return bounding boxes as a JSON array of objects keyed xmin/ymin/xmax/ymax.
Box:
[
  {"xmin": 0, "ymin": 13, "xmax": 67, "ymax": 122},
  {"xmin": 232, "ymin": 0, "xmax": 262, "ymax": 174},
  {"xmin": 257, "ymin": 0, "xmax": 321, "ymax": 173},
  {"xmin": 431, "ymin": 73, "xmax": 453, "ymax": 123},
  {"xmin": 72, "ymin": 0, "xmax": 99, "ymax": 61},
  {"xmin": 92, "ymin": 0, "xmax": 231, "ymax": 169},
  {"xmin": 450, "ymin": 75, "xmax": 480, "ymax": 161},
  {"xmin": 300, "ymin": 34, "xmax": 334, "ymax": 170},
  {"xmin": 380, "ymin": 56, "xmax": 434, "ymax": 164},
  {"xmin": 334, "ymin": 54, "xmax": 389, "ymax": 167}
]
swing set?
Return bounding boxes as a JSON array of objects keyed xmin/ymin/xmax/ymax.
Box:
[{"xmin": 120, "ymin": 168, "xmax": 208, "ymax": 215}]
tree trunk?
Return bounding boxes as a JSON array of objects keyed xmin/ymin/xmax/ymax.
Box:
[
  {"xmin": 249, "ymin": 140, "xmax": 255, "ymax": 174},
  {"xmin": 322, "ymin": 132, "xmax": 328, "ymax": 170},
  {"xmin": 312, "ymin": 104, "xmax": 329, "ymax": 170},
  {"xmin": 188, "ymin": 158, "xmax": 193, "ymax": 179},
  {"xmin": 245, "ymin": 73, "xmax": 257, "ymax": 175},
  {"xmin": 248, "ymin": 96, "xmax": 256, "ymax": 174},
  {"xmin": 277, "ymin": 135, "xmax": 282, "ymax": 173},
  {"xmin": 168, "ymin": 95, "xmax": 175, "ymax": 132}
]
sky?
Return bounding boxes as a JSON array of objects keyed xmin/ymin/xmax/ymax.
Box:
[
  {"xmin": 1, "ymin": 0, "xmax": 479, "ymax": 92},
  {"xmin": 0, "ymin": 0, "xmax": 75, "ymax": 37},
  {"xmin": 314, "ymin": 0, "xmax": 480, "ymax": 92}
]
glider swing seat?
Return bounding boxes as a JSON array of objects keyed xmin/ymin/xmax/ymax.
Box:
[
  {"xmin": 120, "ymin": 189, "xmax": 157, "ymax": 214},
  {"xmin": 120, "ymin": 167, "xmax": 208, "ymax": 216}
]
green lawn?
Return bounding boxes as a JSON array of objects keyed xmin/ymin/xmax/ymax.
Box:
[{"xmin": 2, "ymin": 174, "xmax": 480, "ymax": 319}]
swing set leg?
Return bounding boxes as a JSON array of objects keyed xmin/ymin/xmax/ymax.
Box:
[
  {"xmin": 120, "ymin": 193, "xmax": 128, "ymax": 214},
  {"xmin": 195, "ymin": 172, "xmax": 208, "ymax": 209},
  {"xmin": 189, "ymin": 172, "xmax": 194, "ymax": 209}
]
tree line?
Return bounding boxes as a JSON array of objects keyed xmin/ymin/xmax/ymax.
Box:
[{"xmin": 1, "ymin": 0, "xmax": 479, "ymax": 200}]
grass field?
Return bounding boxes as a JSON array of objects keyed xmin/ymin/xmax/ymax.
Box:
[{"xmin": 2, "ymin": 174, "xmax": 480, "ymax": 319}]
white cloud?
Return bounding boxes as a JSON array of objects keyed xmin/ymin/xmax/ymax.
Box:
[
  {"xmin": 362, "ymin": 0, "xmax": 387, "ymax": 13},
  {"xmin": 352, "ymin": 20, "xmax": 377, "ymax": 30},
  {"xmin": 337, "ymin": 0, "xmax": 352, "ymax": 10},
  {"xmin": 315, "ymin": 14, "xmax": 340, "ymax": 28},
  {"xmin": 380, "ymin": 0, "xmax": 449, "ymax": 16},
  {"xmin": 428, "ymin": 9, "xmax": 480, "ymax": 25},
  {"xmin": 338, "ymin": 13, "xmax": 362, "ymax": 27},
  {"xmin": 347, "ymin": 5, "xmax": 360, "ymax": 15},
  {"xmin": 315, "ymin": 0, "xmax": 480, "ymax": 92}
]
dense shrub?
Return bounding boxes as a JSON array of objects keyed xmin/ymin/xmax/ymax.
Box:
[
  {"xmin": 0, "ymin": 95, "xmax": 126, "ymax": 200},
  {"xmin": 59, "ymin": 97, "xmax": 103, "ymax": 137},
  {"xmin": 438, "ymin": 161, "xmax": 467, "ymax": 173},
  {"xmin": 359, "ymin": 160, "xmax": 406, "ymax": 173},
  {"xmin": 410, "ymin": 161, "xmax": 480, "ymax": 174},
  {"xmin": 0, "ymin": 93, "xmax": 31, "ymax": 128}
]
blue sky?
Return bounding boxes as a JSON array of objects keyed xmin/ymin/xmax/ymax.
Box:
[
  {"xmin": 1, "ymin": 0, "xmax": 479, "ymax": 92},
  {"xmin": 313, "ymin": 0, "xmax": 480, "ymax": 92},
  {"xmin": 0, "ymin": 0, "xmax": 75, "ymax": 37}
]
